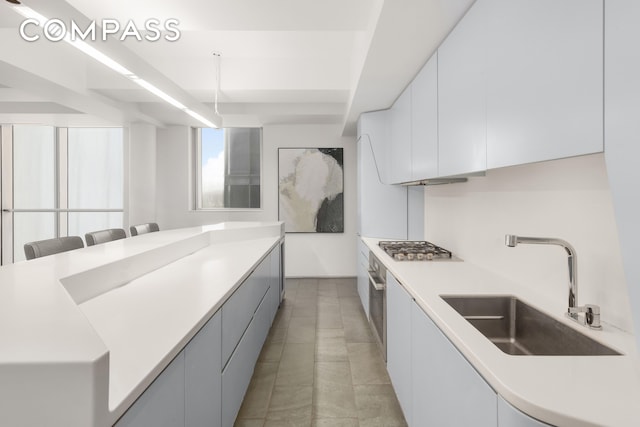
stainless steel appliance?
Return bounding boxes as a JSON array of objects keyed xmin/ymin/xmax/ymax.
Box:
[
  {"xmin": 368, "ymin": 251, "xmax": 387, "ymax": 360},
  {"xmin": 378, "ymin": 240, "xmax": 454, "ymax": 261}
]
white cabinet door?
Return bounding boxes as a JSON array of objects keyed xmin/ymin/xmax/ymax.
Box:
[
  {"xmin": 438, "ymin": 0, "xmax": 488, "ymax": 177},
  {"xmin": 390, "ymin": 86, "xmax": 413, "ymax": 184},
  {"xmin": 386, "ymin": 274, "xmax": 412, "ymax": 424},
  {"xmin": 411, "ymin": 302, "xmax": 497, "ymax": 426},
  {"xmin": 357, "ymin": 112, "xmax": 408, "ymax": 239},
  {"xmin": 185, "ymin": 312, "xmax": 221, "ymax": 427},
  {"xmin": 486, "ymin": 0, "xmax": 603, "ymax": 169},
  {"xmin": 604, "ymin": 0, "xmax": 640, "ymax": 352},
  {"xmin": 357, "ymin": 240, "xmax": 369, "ymax": 318},
  {"xmin": 411, "ymin": 52, "xmax": 439, "ymax": 180},
  {"xmin": 358, "ymin": 110, "xmax": 392, "ymax": 184},
  {"xmin": 116, "ymin": 352, "xmax": 186, "ymax": 427},
  {"xmin": 498, "ymin": 396, "xmax": 551, "ymax": 427}
]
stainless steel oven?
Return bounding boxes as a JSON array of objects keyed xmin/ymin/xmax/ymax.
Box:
[{"xmin": 368, "ymin": 252, "xmax": 386, "ymax": 360}]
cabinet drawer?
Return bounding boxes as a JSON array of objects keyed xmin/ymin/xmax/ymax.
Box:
[
  {"xmin": 221, "ymin": 289, "xmax": 270, "ymax": 427},
  {"xmin": 222, "ymin": 257, "xmax": 270, "ymax": 364}
]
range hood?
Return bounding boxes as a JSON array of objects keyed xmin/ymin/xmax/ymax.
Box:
[{"xmin": 400, "ymin": 177, "xmax": 468, "ymax": 186}]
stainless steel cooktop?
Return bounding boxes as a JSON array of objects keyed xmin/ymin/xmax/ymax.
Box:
[{"xmin": 378, "ymin": 240, "xmax": 453, "ymax": 261}]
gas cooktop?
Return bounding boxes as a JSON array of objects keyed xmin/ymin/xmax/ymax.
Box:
[{"xmin": 378, "ymin": 240, "xmax": 453, "ymax": 261}]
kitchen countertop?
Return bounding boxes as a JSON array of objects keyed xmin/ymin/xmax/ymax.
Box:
[
  {"xmin": 362, "ymin": 237, "xmax": 640, "ymax": 427},
  {"xmin": 0, "ymin": 221, "xmax": 284, "ymax": 427}
]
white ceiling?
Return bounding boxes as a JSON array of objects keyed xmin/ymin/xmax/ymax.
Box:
[{"xmin": 0, "ymin": 0, "xmax": 474, "ymax": 134}]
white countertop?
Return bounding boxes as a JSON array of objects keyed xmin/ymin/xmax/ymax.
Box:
[
  {"xmin": 0, "ymin": 222, "xmax": 284, "ymax": 426},
  {"xmin": 362, "ymin": 237, "xmax": 640, "ymax": 427}
]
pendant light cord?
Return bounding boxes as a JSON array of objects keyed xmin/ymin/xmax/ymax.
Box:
[{"xmin": 213, "ymin": 52, "xmax": 221, "ymax": 116}]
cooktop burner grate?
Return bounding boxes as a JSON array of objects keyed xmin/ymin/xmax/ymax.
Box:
[{"xmin": 378, "ymin": 241, "xmax": 453, "ymax": 261}]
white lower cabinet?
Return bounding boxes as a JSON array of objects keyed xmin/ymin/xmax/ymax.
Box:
[
  {"xmin": 498, "ymin": 396, "xmax": 551, "ymax": 427},
  {"xmin": 386, "ymin": 274, "xmax": 412, "ymax": 424},
  {"xmin": 115, "ymin": 352, "xmax": 186, "ymax": 427},
  {"xmin": 411, "ymin": 301, "xmax": 497, "ymax": 426},
  {"xmin": 222, "ymin": 293, "xmax": 269, "ymax": 427},
  {"xmin": 357, "ymin": 240, "xmax": 369, "ymax": 318},
  {"xmin": 185, "ymin": 312, "xmax": 222, "ymax": 427},
  {"xmin": 116, "ymin": 244, "xmax": 283, "ymax": 427}
]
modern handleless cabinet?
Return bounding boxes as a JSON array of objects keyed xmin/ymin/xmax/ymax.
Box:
[
  {"xmin": 115, "ymin": 352, "xmax": 186, "ymax": 427},
  {"xmin": 437, "ymin": 0, "xmax": 488, "ymax": 177},
  {"xmin": 485, "ymin": 0, "xmax": 603, "ymax": 169},
  {"xmin": 386, "ymin": 273, "xmax": 413, "ymax": 424},
  {"xmin": 411, "ymin": 301, "xmax": 497, "ymax": 427},
  {"xmin": 411, "ymin": 52, "xmax": 439, "ymax": 181},
  {"xmin": 390, "ymin": 86, "xmax": 413, "ymax": 184}
]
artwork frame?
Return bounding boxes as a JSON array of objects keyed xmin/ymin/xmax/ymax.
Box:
[{"xmin": 278, "ymin": 148, "xmax": 344, "ymax": 233}]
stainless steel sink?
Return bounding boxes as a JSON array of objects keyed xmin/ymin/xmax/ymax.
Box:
[{"xmin": 441, "ymin": 295, "xmax": 621, "ymax": 356}]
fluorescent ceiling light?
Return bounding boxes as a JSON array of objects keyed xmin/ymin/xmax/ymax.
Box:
[
  {"xmin": 69, "ymin": 39, "xmax": 135, "ymax": 77},
  {"xmin": 132, "ymin": 77, "xmax": 187, "ymax": 110},
  {"xmin": 185, "ymin": 109, "xmax": 216, "ymax": 128},
  {"xmin": 9, "ymin": 3, "xmax": 217, "ymax": 128}
]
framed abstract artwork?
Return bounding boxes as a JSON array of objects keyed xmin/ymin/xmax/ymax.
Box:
[{"xmin": 278, "ymin": 148, "xmax": 344, "ymax": 233}]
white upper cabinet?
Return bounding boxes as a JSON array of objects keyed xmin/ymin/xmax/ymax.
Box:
[
  {"xmin": 411, "ymin": 53, "xmax": 439, "ymax": 180},
  {"xmin": 358, "ymin": 110, "xmax": 392, "ymax": 184},
  {"xmin": 390, "ymin": 86, "xmax": 413, "ymax": 184},
  {"xmin": 357, "ymin": 112, "xmax": 408, "ymax": 239},
  {"xmin": 485, "ymin": 0, "xmax": 604, "ymax": 169},
  {"xmin": 438, "ymin": 0, "xmax": 488, "ymax": 177}
]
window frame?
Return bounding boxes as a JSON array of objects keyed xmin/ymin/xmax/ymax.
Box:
[
  {"xmin": 0, "ymin": 125, "xmax": 125, "ymax": 264},
  {"xmin": 192, "ymin": 127, "xmax": 263, "ymax": 212}
]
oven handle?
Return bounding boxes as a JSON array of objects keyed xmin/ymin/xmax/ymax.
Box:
[{"xmin": 367, "ymin": 270, "xmax": 385, "ymax": 291}]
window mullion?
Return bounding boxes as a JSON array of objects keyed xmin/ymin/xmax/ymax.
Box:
[
  {"xmin": 57, "ymin": 128, "xmax": 68, "ymax": 238},
  {"xmin": 1, "ymin": 126, "xmax": 14, "ymax": 265}
]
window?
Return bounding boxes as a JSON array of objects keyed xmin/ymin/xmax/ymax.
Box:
[
  {"xmin": 195, "ymin": 127, "xmax": 262, "ymax": 209},
  {"xmin": 1, "ymin": 125, "xmax": 124, "ymax": 263}
]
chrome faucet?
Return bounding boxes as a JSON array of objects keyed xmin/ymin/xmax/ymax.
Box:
[{"xmin": 505, "ymin": 235, "xmax": 601, "ymax": 330}]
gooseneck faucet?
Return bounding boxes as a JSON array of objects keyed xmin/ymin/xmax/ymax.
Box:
[{"xmin": 505, "ymin": 235, "xmax": 601, "ymax": 330}]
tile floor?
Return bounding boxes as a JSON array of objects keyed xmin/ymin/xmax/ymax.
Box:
[{"xmin": 234, "ymin": 278, "xmax": 408, "ymax": 427}]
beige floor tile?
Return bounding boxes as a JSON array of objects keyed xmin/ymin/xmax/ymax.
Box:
[
  {"xmin": 336, "ymin": 280, "xmax": 359, "ymax": 297},
  {"xmin": 314, "ymin": 361, "xmax": 353, "ymax": 386},
  {"xmin": 264, "ymin": 421, "xmax": 310, "ymax": 427},
  {"xmin": 313, "ymin": 384, "xmax": 359, "ymax": 419},
  {"xmin": 292, "ymin": 297, "xmax": 318, "ymax": 318},
  {"xmin": 267, "ymin": 327, "xmax": 288, "ymax": 344},
  {"xmin": 317, "ymin": 304, "xmax": 343, "ymax": 329},
  {"xmin": 317, "ymin": 295, "xmax": 340, "ymax": 308},
  {"xmin": 313, "ymin": 362, "xmax": 358, "ymax": 418},
  {"xmin": 317, "ymin": 282, "xmax": 338, "ymax": 298},
  {"xmin": 259, "ymin": 340, "xmax": 285, "ymax": 363},
  {"xmin": 353, "ymin": 385, "xmax": 407, "ymax": 427},
  {"xmin": 266, "ymin": 385, "xmax": 313, "ymax": 424},
  {"xmin": 237, "ymin": 362, "xmax": 279, "ymax": 419},
  {"xmin": 312, "ymin": 419, "xmax": 359, "ymax": 427},
  {"xmin": 347, "ymin": 343, "xmax": 390, "ymax": 385},
  {"xmin": 234, "ymin": 419, "xmax": 265, "ymax": 427},
  {"xmin": 287, "ymin": 318, "xmax": 317, "ymax": 344},
  {"xmin": 342, "ymin": 314, "xmax": 374, "ymax": 344},
  {"xmin": 276, "ymin": 343, "xmax": 315, "ymax": 386},
  {"xmin": 315, "ymin": 331, "xmax": 349, "ymax": 362}
]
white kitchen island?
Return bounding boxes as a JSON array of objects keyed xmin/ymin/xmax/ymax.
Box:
[{"xmin": 0, "ymin": 222, "xmax": 284, "ymax": 427}]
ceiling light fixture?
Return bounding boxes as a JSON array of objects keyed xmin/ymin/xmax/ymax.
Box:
[{"xmin": 9, "ymin": 2, "xmax": 218, "ymax": 128}]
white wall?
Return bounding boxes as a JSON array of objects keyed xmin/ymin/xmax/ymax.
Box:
[
  {"xmin": 155, "ymin": 124, "xmax": 357, "ymax": 278},
  {"xmin": 128, "ymin": 123, "xmax": 157, "ymax": 228},
  {"xmin": 424, "ymin": 153, "xmax": 634, "ymax": 333}
]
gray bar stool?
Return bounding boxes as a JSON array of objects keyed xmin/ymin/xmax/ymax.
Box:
[
  {"xmin": 85, "ymin": 228, "xmax": 127, "ymax": 246},
  {"xmin": 24, "ymin": 236, "xmax": 84, "ymax": 260},
  {"xmin": 130, "ymin": 222, "xmax": 159, "ymax": 236}
]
